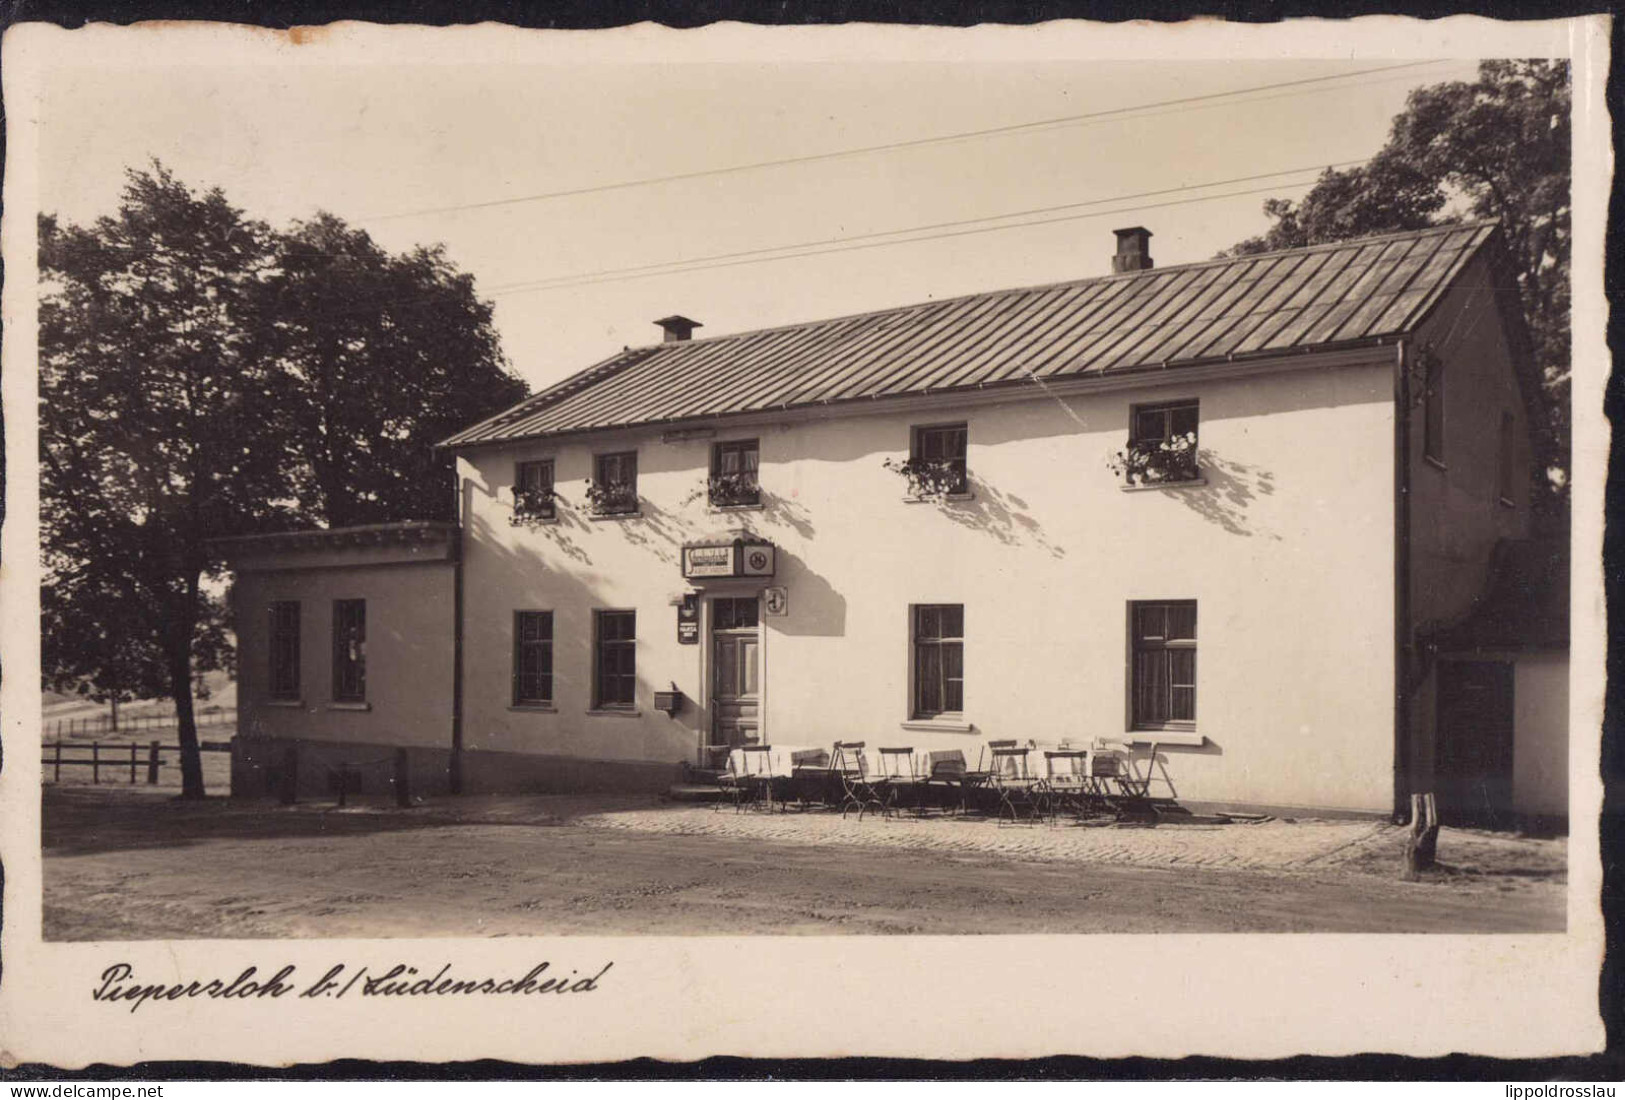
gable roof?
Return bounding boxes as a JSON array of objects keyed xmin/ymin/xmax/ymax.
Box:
[{"xmin": 443, "ymin": 221, "xmax": 1500, "ymax": 448}]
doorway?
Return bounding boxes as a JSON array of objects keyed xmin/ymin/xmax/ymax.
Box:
[
  {"xmin": 711, "ymin": 595, "xmax": 761, "ymax": 749},
  {"xmin": 1435, "ymin": 659, "xmax": 1516, "ymax": 828}
]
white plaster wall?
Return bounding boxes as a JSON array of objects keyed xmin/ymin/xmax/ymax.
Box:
[
  {"xmin": 459, "ymin": 357, "xmax": 1397, "ymax": 812},
  {"xmin": 233, "ymin": 562, "xmax": 456, "ymax": 752},
  {"xmin": 1514, "ymin": 653, "xmax": 1569, "ymax": 818}
]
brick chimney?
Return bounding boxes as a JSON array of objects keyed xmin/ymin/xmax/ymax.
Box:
[
  {"xmin": 655, "ymin": 315, "xmax": 702, "ymax": 342},
  {"xmin": 1112, "ymin": 227, "xmax": 1153, "ymax": 273}
]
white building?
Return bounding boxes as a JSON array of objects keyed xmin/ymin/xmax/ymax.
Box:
[{"xmin": 224, "ymin": 222, "xmax": 1567, "ymax": 824}]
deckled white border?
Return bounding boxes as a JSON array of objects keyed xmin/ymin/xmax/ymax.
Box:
[{"xmin": 0, "ymin": 16, "xmax": 1608, "ymax": 1066}]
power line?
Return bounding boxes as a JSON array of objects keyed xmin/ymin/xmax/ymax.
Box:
[
  {"xmin": 366, "ymin": 61, "xmax": 1451, "ymax": 222},
  {"xmin": 481, "ymin": 165, "xmax": 1350, "ymax": 297}
]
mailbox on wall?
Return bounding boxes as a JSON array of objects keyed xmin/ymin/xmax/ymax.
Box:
[
  {"xmin": 680, "ymin": 538, "xmax": 775, "ymax": 580},
  {"xmin": 653, "ymin": 685, "xmax": 685, "ymax": 716}
]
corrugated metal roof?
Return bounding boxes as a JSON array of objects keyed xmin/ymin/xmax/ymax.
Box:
[{"xmin": 443, "ymin": 221, "xmax": 1499, "ymax": 448}]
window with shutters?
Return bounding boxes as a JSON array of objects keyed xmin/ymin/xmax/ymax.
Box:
[
  {"xmin": 1130, "ymin": 601, "xmax": 1196, "ymax": 730},
  {"xmin": 268, "ymin": 601, "xmax": 300, "ymax": 700},
  {"xmin": 513, "ymin": 610, "xmax": 554, "ymax": 706},
  {"xmin": 593, "ymin": 609, "xmax": 637, "ymax": 709}
]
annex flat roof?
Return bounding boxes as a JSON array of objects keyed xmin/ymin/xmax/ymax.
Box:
[{"xmin": 443, "ymin": 221, "xmax": 1500, "ymax": 449}]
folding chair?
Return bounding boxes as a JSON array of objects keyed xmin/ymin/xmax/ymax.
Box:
[
  {"xmin": 1043, "ymin": 748, "xmax": 1100, "ymax": 822},
  {"xmin": 925, "ymin": 749, "xmax": 970, "ymax": 814},
  {"xmin": 1090, "ymin": 740, "xmax": 1177, "ymax": 822},
  {"xmin": 831, "ymin": 741, "xmax": 886, "ymax": 821},
  {"xmin": 874, "ymin": 747, "xmax": 926, "ymax": 818},
  {"xmin": 987, "ymin": 744, "xmax": 1046, "ymax": 825},
  {"xmin": 721, "ymin": 744, "xmax": 775, "ymax": 813}
]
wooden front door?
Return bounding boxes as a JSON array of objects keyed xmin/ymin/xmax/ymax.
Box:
[
  {"xmin": 1435, "ymin": 660, "xmax": 1516, "ymax": 829},
  {"xmin": 711, "ymin": 596, "xmax": 760, "ymax": 748}
]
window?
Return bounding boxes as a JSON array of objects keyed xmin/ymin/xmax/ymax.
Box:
[
  {"xmin": 1498, "ymin": 411, "xmax": 1516, "ymax": 505},
  {"xmin": 1423, "ymin": 353, "xmax": 1445, "ymax": 464},
  {"xmin": 1124, "ymin": 400, "xmax": 1200, "ymax": 484},
  {"xmin": 590, "ymin": 452, "xmax": 639, "ymax": 515},
  {"xmin": 909, "ymin": 424, "xmax": 969, "ymax": 496},
  {"xmin": 713, "ymin": 596, "xmax": 759, "ymax": 631},
  {"xmin": 593, "ymin": 610, "xmax": 636, "ymax": 709},
  {"xmin": 1130, "ymin": 601, "xmax": 1196, "ymax": 729},
  {"xmin": 332, "ymin": 599, "xmax": 366, "ymax": 703},
  {"xmin": 268, "ymin": 601, "xmax": 300, "ymax": 700},
  {"xmin": 912, "ymin": 604, "xmax": 964, "ymax": 718},
  {"xmin": 513, "ymin": 611, "xmax": 554, "ymax": 706},
  {"xmin": 513, "ymin": 459, "xmax": 555, "ymax": 522},
  {"xmin": 710, "ymin": 439, "xmax": 760, "ymax": 507}
]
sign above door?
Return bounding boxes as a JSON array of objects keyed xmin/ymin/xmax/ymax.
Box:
[{"xmin": 681, "ymin": 538, "xmax": 775, "ymax": 580}]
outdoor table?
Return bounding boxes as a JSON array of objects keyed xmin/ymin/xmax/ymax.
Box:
[
  {"xmin": 787, "ymin": 765, "xmax": 843, "ymax": 809},
  {"xmin": 930, "ymin": 769, "xmax": 993, "ymax": 815}
]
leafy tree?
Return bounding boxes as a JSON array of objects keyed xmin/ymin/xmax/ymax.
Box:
[
  {"xmin": 258, "ymin": 213, "xmax": 527, "ymax": 526},
  {"xmin": 41, "ymin": 164, "xmax": 530, "ymax": 795},
  {"xmin": 1224, "ymin": 61, "xmax": 1570, "ymax": 518},
  {"xmin": 40, "ymin": 164, "xmax": 293, "ymax": 797}
]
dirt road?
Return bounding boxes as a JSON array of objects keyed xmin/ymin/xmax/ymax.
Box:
[{"xmin": 42, "ymin": 789, "xmax": 1566, "ymax": 939}]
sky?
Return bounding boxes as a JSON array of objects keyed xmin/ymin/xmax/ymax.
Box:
[{"xmin": 35, "ymin": 42, "xmax": 1488, "ymax": 393}]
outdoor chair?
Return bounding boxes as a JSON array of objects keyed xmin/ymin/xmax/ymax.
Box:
[
  {"xmin": 986, "ymin": 744, "xmax": 1047, "ymax": 825},
  {"xmin": 720, "ymin": 744, "xmax": 776, "ymax": 813},
  {"xmin": 976, "ymin": 739, "xmax": 1019, "ymax": 774},
  {"xmin": 831, "ymin": 741, "xmax": 887, "ymax": 821},
  {"xmin": 873, "ymin": 747, "xmax": 927, "ymax": 818},
  {"xmin": 1090, "ymin": 740, "xmax": 1178, "ymax": 822},
  {"xmin": 925, "ymin": 748, "xmax": 973, "ymax": 814},
  {"xmin": 1043, "ymin": 748, "xmax": 1104, "ymax": 823}
]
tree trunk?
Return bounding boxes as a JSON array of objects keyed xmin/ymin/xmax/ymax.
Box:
[
  {"xmin": 1403, "ymin": 792, "xmax": 1439, "ymax": 880},
  {"xmin": 109, "ymin": 695, "xmax": 119, "ymax": 733},
  {"xmin": 167, "ymin": 619, "xmax": 206, "ymax": 800}
]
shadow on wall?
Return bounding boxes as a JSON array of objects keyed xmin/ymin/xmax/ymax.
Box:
[
  {"xmin": 932, "ymin": 473, "xmax": 1067, "ymax": 559},
  {"xmin": 770, "ymin": 546, "xmax": 846, "ymax": 637},
  {"xmin": 510, "ymin": 496, "xmax": 595, "ymax": 566},
  {"xmin": 1176, "ymin": 451, "xmax": 1280, "ymax": 540},
  {"xmin": 465, "ymin": 508, "xmax": 701, "ymax": 760}
]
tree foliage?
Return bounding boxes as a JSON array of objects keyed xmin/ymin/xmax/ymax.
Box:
[
  {"xmin": 1224, "ymin": 61, "xmax": 1571, "ymax": 511},
  {"xmin": 40, "ymin": 163, "xmax": 529, "ymax": 794},
  {"xmin": 40, "ymin": 165, "xmax": 292, "ymax": 795},
  {"xmin": 259, "ymin": 214, "xmax": 526, "ymax": 527}
]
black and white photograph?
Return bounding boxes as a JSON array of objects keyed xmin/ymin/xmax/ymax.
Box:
[{"xmin": 0, "ymin": 15, "xmax": 1608, "ymax": 1065}]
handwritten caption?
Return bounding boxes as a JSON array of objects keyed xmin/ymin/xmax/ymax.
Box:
[{"xmin": 91, "ymin": 961, "xmax": 613, "ymax": 1013}]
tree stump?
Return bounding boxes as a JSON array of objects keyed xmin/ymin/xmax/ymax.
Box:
[{"xmin": 1404, "ymin": 791, "xmax": 1439, "ymax": 879}]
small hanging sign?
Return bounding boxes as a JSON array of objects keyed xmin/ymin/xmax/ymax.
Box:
[
  {"xmin": 677, "ymin": 593, "xmax": 700, "ymax": 644},
  {"xmin": 764, "ymin": 586, "xmax": 789, "ymax": 617}
]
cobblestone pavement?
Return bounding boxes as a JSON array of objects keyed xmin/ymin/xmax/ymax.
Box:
[{"xmin": 579, "ymin": 803, "xmax": 1396, "ymax": 872}]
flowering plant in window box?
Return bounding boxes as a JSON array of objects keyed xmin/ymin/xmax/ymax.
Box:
[
  {"xmin": 1108, "ymin": 432, "xmax": 1200, "ymax": 486},
  {"xmin": 883, "ymin": 456, "xmax": 967, "ymax": 500},
  {"xmin": 585, "ymin": 479, "xmax": 638, "ymax": 515},
  {"xmin": 509, "ymin": 486, "xmax": 557, "ymax": 525},
  {"xmin": 707, "ymin": 471, "xmax": 761, "ymax": 507}
]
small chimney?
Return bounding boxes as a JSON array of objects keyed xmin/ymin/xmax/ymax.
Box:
[
  {"xmin": 655, "ymin": 315, "xmax": 702, "ymax": 343},
  {"xmin": 1112, "ymin": 227, "xmax": 1153, "ymax": 274}
]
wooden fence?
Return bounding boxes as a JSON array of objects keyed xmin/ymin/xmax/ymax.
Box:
[
  {"xmin": 47, "ymin": 709, "xmax": 232, "ymax": 739},
  {"xmin": 41, "ymin": 740, "xmax": 232, "ymax": 785}
]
